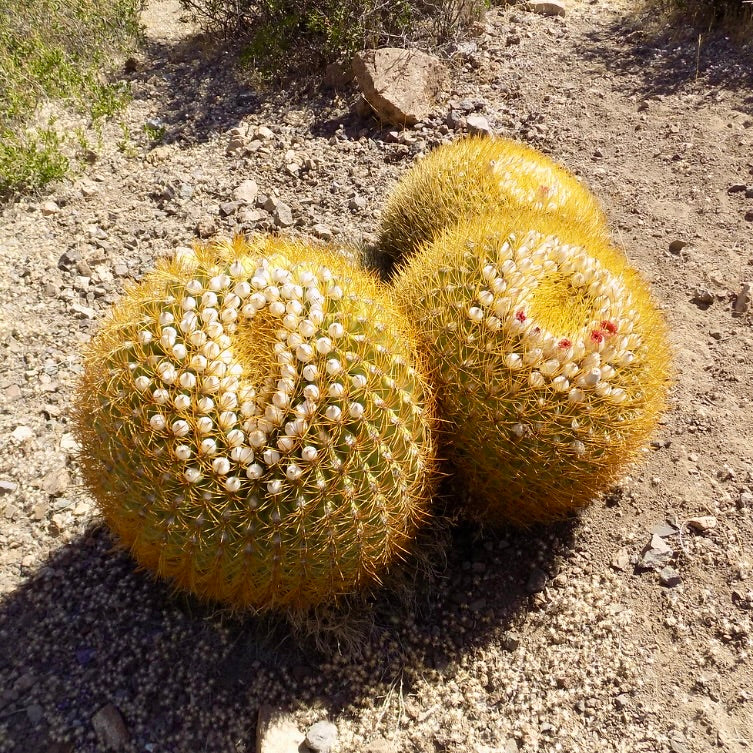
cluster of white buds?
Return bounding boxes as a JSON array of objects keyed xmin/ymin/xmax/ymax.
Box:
[
  {"xmin": 118, "ymin": 252, "xmax": 427, "ymax": 502},
  {"xmin": 490, "ymin": 156, "xmax": 573, "ymax": 214},
  {"xmin": 443, "ymin": 229, "xmax": 647, "ymax": 453}
]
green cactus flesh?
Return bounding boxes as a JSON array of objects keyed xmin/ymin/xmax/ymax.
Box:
[
  {"xmin": 378, "ymin": 135, "xmax": 610, "ymax": 264},
  {"xmin": 75, "ymin": 236, "xmax": 437, "ymax": 610},
  {"xmin": 393, "ymin": 211, "xmax": 671, "ymax": 526}
]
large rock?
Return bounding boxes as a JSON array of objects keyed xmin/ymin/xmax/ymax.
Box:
[
  {"xmin": 353, "ymin": 48, "xmax": 448, "ymax": 126},
  {"xmin": 256, "ymin": 705, "xmax": 303, "ymax": 753}
]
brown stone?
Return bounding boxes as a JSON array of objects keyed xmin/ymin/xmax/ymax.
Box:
[{"xmin": 353, "ymin": 48, "xmax": 448, "ymax": 126}]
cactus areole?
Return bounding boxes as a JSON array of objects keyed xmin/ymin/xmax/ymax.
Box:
[
  {"xmin": 393, "ymin": 211, "xmax": 671, "ymax": 525},
  {"xmin": 75, "ymin": 237, "xmax": 436, "ymax": 610}
]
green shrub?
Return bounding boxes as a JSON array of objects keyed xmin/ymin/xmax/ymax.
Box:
[
  {"xmin": 0, "ymin": 0, "xmax": 143, "ymax": 196},
  {"xmin": 180, "ymin": 0, "xmax": 492, "ymax": 74},
  {"xmin": 651, "ymin": 0, "xmax": 752, "ymax": 27}
]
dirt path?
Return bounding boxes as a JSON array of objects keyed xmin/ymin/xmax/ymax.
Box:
[{"xmin": 0, "ymin": 1, "xmax": 751, "ymax": 752}]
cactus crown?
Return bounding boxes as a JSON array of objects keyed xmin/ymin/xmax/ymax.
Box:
[
  {"xmin": 393, "ymin": 210, "xmax": 671, "ymax": 525},
  {"xmin": 75, "ymin": 236, "xmax": 436, "ymax": 610},
  {"xmin": 378, "ymin": 135, "xmax": 609, "ymax": 265}
]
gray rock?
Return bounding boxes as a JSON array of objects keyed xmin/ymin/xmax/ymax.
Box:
[
  {"xmin": 348, "ymin": 195, "xmax": 367, "ymax": 211},
  {"xmin": 234, "ymin": 179, "xmax": 259, "ymax": 205},
  {"xmin": 691, "ymin": 287, "xmax": 714, "ymax": 306},
  {"xmin": 525, "ymin": 0, "xmax": 566, "ymax": 16},
  {"xmin": 640, "ymin": 534, "xmax": 673, "ymax": 570},
  {"xmin": 273, "ymin": 203, "xmax": 294, "ymax": 228},
  {"xmin": 353, "ymin": 48, "xmax": 448, "ymax": 126},
  {"xmin": 305, "ymin": 720, "xmax": 338, "ymax": 753},
  {"xmin": 733, "ymin": 281, "xmax": 751, "ymax": 316},
  {"xmin": 256, "ymin": 705, "xmax": 302, "ymax": 753},
  {"xmin": 0, "ymin": 480, "xmax": 17, "ymax": 495},
  {"xmin": 26, "ymin": 703, "xmax": 44, "ymax": 726},
  {"xmin": 466, "ymin": 114, "xmax": 492, "ymax": 136},
  {"xmin": 686, "ymin": 515, "xmax": 717, "ymax": 532},
  {"xmin": 659, "ymin": 566, "xmax": 682, "ymax": 587},
  {"xmin": 92, "ymin": 703, "xmax": 130, "ymax": 750},
  {"xmin": 256, "ymin": 125, "xmax": 275, "ymax": 140},
  {"xmin": 651, "ymin": 521, "xmax": 678, "ymax": 538},
  {"xmin": 526, "ymin": 567, "xmax": 548, "ymax": 594},
  {"xmin": 366, "ymin": 738, "xmax": 396, "ymax": 753},
  {"xmin": 312, "ymin": 224, "xmax": 333, "ymax": 241},
  {"xmin": 41, "ymin": 200, "xmax": 60, "ymax": 216},
  {"xmin": 219, "ymin": 201, "xmax": 240, "ymax": 217},
  {"xmin": 610, "ymin": 549, "xmax": 630, "ymax": 572},
  {"xmin": 71, "ymin": 302, "xmax": 96, "ymax": 319},
  {"xmin": 40, "ymin": 467, "xmax": 70, "ymax": 496}
]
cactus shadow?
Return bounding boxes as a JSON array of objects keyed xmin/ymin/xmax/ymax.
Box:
[{"xmin": 0, "ymin": 511, "xmax": 576, "ymax": 752}]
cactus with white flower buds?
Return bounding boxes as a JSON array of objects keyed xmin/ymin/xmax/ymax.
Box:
[
  {"xmin": 75, "ymin": 236, "xmax": 437, "ymax": 611},
  {"xmin": 393, "ymin": 210, "xmax": 671, "ymax": 525},
  {"xmin": 378, "ymin": 135, "xmax": 609, "ymax": 264}
]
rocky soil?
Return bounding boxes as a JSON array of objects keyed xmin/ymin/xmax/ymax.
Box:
[{"xmin": 0, "ymin": 0, "xmax": 752, "ymax": 751}]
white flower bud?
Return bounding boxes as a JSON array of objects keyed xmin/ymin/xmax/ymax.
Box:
[
  {"xmin": 182, "ymin": 296, "xmax": 197, "ymax": 311},
  {"xmin": 277, "ymin": 435, "xmax": 296, "ymax": 453},
  {"xmin": 316, "ymin": 337, "xmax": 333, "ymax": 355},
  {"xmin": 296, "ymin": 343, "xmax": 314, "ymax": 363},
  {"xmin": 303, "ymin": 384, "xmax": 320, "ymax": 401},
  {"xmin": 552, "ymin": 376, "xmax": 570, "ymax": 392},
  {"xmin": 196, "ymin": 416, "xmax": 214, "ymax": 434},
  {"xmin": 173, "ymin": 394, "xmax": 191, "ymax": 411},
  {"xmin": 152, "ymin": 388, "xmax": 169, "ymax": 404},
  {"xmin": 325, "ymin": 405, "xmax": 342, "ymax": 422},
  {"xmin": 212, "ymin": 457, "xmax": 231, "ymax": 475},
  {"xmin": 325, "ymin": 358, "xmax": 342, "ymax": 375},
  {"xmin": 328, "ymin": 322, "xmax": 344, "ymax": 339},
  {"xmin": 302, "ymin": 364, "xmax": 319, "ymax": 382},
  {"xmin": 348, "ymin": 402, "xmax": 365, "ymax": 419},
  {"xmin": 184, "ymin": 467, "xmax": 202, "ymax": 483},
  {"xmin": 298, "ymin": 319, "xmax": 316, "ymax": 338},
  {"xmin": 540, "ymin": 359, "xmax": 560, "ymax": 378},
  {"xmin": 301, "ymin": 446, "xmax": 317, "ymax": 462},
  {"xmin": 218, "ymin": 411, "xmax": 237, "ymax": 430},
  {"xmin": 200, "ymin": 438, "xmax": 217, "ymax": 456},
  {"xmin": 159, "ymin": 311, "xmax": 174, "ymax": 326},
  {"xmin": 225, "ymin": 429, "xmax": 244, "ymax": 447},
  {"xmin": 504, "ymin": 353, "xmax": 523, "ymax": 370},
  {"xmin": 328, "ymin": 382, "xmax": 345, "ymax": 399},
  {"xmin": 263, "ymin": 449, "xmax": 281, "ymax": 467},
  {"xmin": 197, "ymin": 396, "xmax": 214, "ymax": 413},
  {"xmin": 160, "ymin": 328, "xmax": 177, "ymax": 349},
  {"xmin": 224, "ymin": 476, "xmax": 242, "ymax": 493},
  {"xmin": 529, "ymin": 371, "xmax": 545, "ymax": 388},
  {"xmin": 205, "ymin": 321, "xmax": 223, "ymax": 339},
  {"xmin": 230, "ymin": 446, "xmax": 254, "ymax": 465},
  {"xmin": 286, "ymin": 464, "xmax": 302, "ymax": 481},
  {"xmin": 209, "ymin": 275, "xmax": 230, "ymax": 292},
  {"xmin": 218, "ymin": 391, "xmax": 237, "ymax": 410},
  {"xmin": 248, "ymin": 430, "xmax": 267, "ymax": 448},
  {"xmin": 171, "ymin": 419, "xmax": 190, "ymax": 437},
  {"xmin": 571, "ymin": 440, "xmax": 586, "ymax": 456},
  {"xmin": 201, "ymin": 375, "xmax": 220, "ymax": 393},
  {"xmin": 511, "ymin": 423, "xmax": 525, "ymax": 438},
  {"xmin": 267, "ymin": 479, "xmax": 283, "ymax": 495},
  {"xmin": 178, "ymin": 371, "xmax": 196, "ymax": 389},
  {"xmin": 149, "ymin": 414, "xmax": 166, "ymax": 431},
  {"xmin": 246, "ymin": 463, "xmax": 264, "ymax": 480},
  {"xmin": 174, "ymin": 445, "xmax": 192, "ymax": 461},
  {"xmin": 134, "ymin": 375, "xmax": 151, "ymax": 391},
  {"xmin": 568, "ymin": 388, "xmax": 585, "ymax": 403}
]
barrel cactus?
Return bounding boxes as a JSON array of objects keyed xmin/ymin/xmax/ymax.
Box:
[
  {"xmin": 75, "ymin": 236, "xmax": 437, "ymax": 611},
  {"xmin": 378, "ymin": 135, "xmax": 609, "ymax": 265},
  {"xmin": 392, "ymin": 210, "xmax": 671, "ymax": 525}
]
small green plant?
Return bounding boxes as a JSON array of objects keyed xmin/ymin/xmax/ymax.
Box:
[
  {"xmin": 143, "ymin": 121, "xmax": 167, "ymax": 144},
  {"xmin": 0, "ymin": 0, "xmax": 142, "ymax": 196},
  {"xmin": 75, "ymin": 236, "xmax": 437, "ymax": 611}
]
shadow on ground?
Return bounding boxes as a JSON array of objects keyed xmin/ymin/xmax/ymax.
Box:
[
  {"xmin": 0, "ymin": 504, "xmax": 576, "ymax": 753},
  {"xmin": 126, "ymin": 31, "xmax": 365, "ymax": 150},
  {"xmin": 573, "ymin": 9, "xmax": 753, "ymax": 106}
]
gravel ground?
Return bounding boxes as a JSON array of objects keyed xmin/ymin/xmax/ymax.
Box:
[{"xmin": 1, "ymin": 1, "xmax": 752, "ymax": 751}]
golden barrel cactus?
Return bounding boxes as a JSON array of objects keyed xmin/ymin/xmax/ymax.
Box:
[
  {"xmin": 378, "ymin": 135, "xmax": 609, "ymax": 264},
  {"xmin": 75, "ymin": 236, "xmax": 437, "ymax": 610},
  {"xmin": 393, "ymin": 211, "xmax": 671, "ymax": 525}
]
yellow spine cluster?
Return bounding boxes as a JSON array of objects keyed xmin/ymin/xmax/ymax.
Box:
[
  {"xmin": 394, "ymin": 210, "xmax": 671, "ymax": 525},
  {"xmin": 378, "ymin": 135, "xmax": 610, "ymax": 264},
  {"xmin": 75, "ymin": 236, "xmax": 436, "ymax": 610}
]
